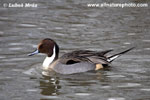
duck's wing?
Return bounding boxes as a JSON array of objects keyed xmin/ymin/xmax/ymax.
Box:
[{"xmin": 60, "ymin": 50, "xmax": 113, "ymax": 65}]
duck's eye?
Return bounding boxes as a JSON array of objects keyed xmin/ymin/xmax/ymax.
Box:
[{"xmin": 39, "ymin": 45, "xmax": 43, "ymax": 49}]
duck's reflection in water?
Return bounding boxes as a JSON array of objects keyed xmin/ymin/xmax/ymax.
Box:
[
  {"xmin": 39, "ymin": 71, "xmax": 61, "ymax": 96},
  {"xmin": 39, "ymin": 69, "xmax": 111, "ymax": 97}
]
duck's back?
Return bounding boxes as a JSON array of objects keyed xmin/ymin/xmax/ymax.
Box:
[{"xmin": 59, "ymin": 50, "xmax": 110, "ymax": 65}]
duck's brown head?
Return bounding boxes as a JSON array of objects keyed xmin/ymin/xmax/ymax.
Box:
[{"xmin": 28, "ymin": 38, "xmax": 59, "ymax": 58}]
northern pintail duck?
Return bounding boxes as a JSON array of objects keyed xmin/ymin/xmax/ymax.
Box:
[{"xmin": 28, "ymin": 38, "xmax": 134, "ymax": 74}]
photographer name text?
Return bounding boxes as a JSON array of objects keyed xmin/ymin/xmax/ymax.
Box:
[{"xmin": 3, "ymin": 3, "xmax": 38, "ymax": 8}]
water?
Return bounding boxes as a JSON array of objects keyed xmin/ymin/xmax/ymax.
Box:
[{"xmin": 0, "ymin": 0, "xmax": 150, "ymax": 100}]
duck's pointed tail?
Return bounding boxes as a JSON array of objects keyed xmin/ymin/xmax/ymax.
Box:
[{"xmin": 107, "ymin": 47, "xmax": 135, "ymax": 62}]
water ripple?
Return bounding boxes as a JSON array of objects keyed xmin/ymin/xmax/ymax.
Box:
[
  {"xmin": 117, "ymin": 83, "xmax": 141, "ymax": 88},
  {"xmin": 108, "ymin": 97, "xmax": 125, "ymax": 100},
  {"xmin": 75, "ymin": 93, "xmax": 91, "ymax": 96},
  {"xmin": 18, "ymin": 23, "xmax": 37, "ymax": 28}
]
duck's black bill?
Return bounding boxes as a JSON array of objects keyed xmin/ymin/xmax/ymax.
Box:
[{"xmin": 28, "ymin": 49, "xmax": 39, "ymax": 56}]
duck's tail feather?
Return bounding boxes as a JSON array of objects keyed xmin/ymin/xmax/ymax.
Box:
[{"xmin": 107, "ymin": 47, "xmax": 135, "ymax": 62}]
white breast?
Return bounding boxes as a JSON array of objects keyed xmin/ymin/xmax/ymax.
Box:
[{"xmin": 43, "ymin": 46, "xmax": 56, "ymax": 69}]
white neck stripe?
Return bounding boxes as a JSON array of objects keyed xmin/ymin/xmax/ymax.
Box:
[{"xmin": 43, "ymin": 46, "xmax": 56, "ymax": 69}]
